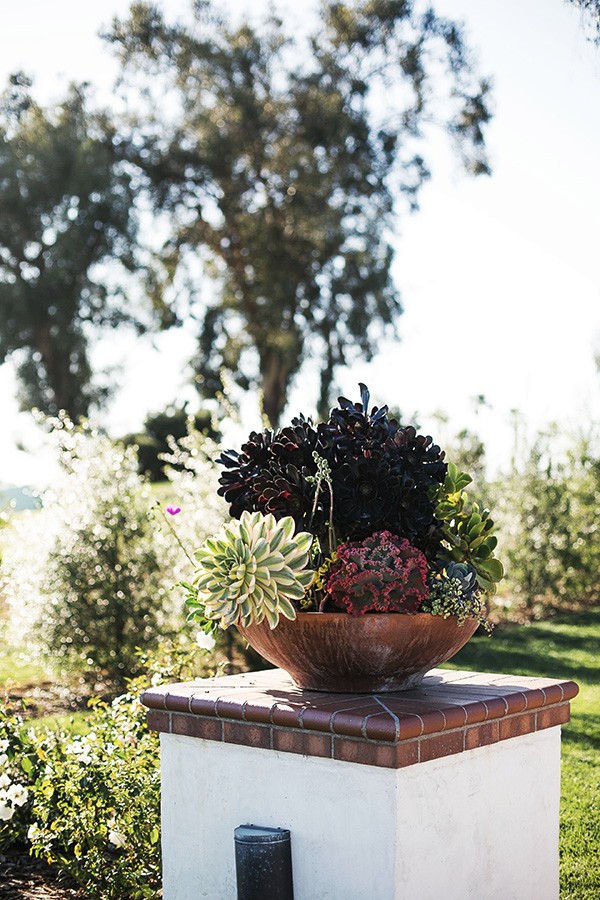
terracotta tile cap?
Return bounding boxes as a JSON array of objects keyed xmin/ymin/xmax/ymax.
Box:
[{"xmin": 141, "ymin": 668, "xmax": 579, "ymax": 745}]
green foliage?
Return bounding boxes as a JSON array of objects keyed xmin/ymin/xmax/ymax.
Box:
[
  {"xmin": 433, "ymin": 462, "xmax": 504, "ymax": 594},
  {"xmin": 495, "ymin": 432, "xmax": 600, "ymax": 612},
  {"xmin": 0, "ymin": 75, "xmax": 147, "ymax": 419},
  {"xmin": 0, "ymin": 639, "xmax": 216, "ymax": 898},
  {"xmin": 422, "ymin": 563, "xmax": 491, "ymax": 632},
  {"xmin": 0, "ymin": 707, "xmax": 37, "ymax": 848},
  {"xmin": 189, "ymin": 512, "xmax": 314, "ymax": 628},
  {"xmin": 0, "ymin": 418, "xmax": 188, "ymax": 689},
  {"xmin": 28, "ymin": 687, "xmax": 161, "ymax": 898},
  {"xmin": 107, "ymin": 1, "xmax": 491, "ymax": 424},
  {"xmin": 122, "ymin": 406, "xmax": 219, "ymax": 481}
]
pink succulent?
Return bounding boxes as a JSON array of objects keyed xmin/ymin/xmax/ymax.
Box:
[{"xmin": 324, "ymin": 531, "xmax": 429, "ymax": 615}]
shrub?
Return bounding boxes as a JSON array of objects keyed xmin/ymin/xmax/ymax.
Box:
[
  {"xmin": 1, "ymin": 418, "xmax": 225, "ymax": 689},
  {"xmin": 122, "ymin": 406, "xmax": 219, "ymax": 481},
  {"xmin": 0, "ymin": 703, "xmax": 37, "ymax": 848},
  {"xmin": 0, "ymin": 639, "xmax": 216, "ymax": 898},
  {"xmin": 495, "ymin": 431, "xmax": 600, "ymax": 613},
  {"xmin": 28, "ymin": 683, "xmax": 162, "ymax": 899}
]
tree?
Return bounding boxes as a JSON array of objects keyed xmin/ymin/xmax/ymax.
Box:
[
  {"xmin": 0, "ymin": 74, "xmax": 142, "ymax": 418},
  {"xmin": 567, "ymin": 0, "xmax": 600, "ymax": 43},
  {"xmin": 493, "ymin": 428, "xmax": 600, "ymax": 612},
  {"xmin": 107, "ymin": 0, "xmax": 492, "ymax": 426},
  {"xmin": 121, "ymin": 404, "xmax": 219, "ymax": 480}
]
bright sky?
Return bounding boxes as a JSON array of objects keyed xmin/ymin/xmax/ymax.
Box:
[{"xmin": 1, "ymin": 0, "xmax": 599, "ymax": 484}]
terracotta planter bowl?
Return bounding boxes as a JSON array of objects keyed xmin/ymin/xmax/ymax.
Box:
[{"xmin": 237, "ymin": 612, "xmax": 479, "ymax": 693}]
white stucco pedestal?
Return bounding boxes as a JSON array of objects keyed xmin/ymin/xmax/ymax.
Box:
[{"xmin": 142, "ymin": 668, "xmax": 578, "ymax": 900}]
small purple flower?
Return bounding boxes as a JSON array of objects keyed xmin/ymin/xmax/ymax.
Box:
[{"xmin": 166, "ymin": 506, "xmax": 181, "ymax": 516}]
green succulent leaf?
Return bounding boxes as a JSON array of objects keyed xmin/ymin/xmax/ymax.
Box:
[{"xmin": 190, "ymin": 511, "xmax": 314, "ymax": 629}]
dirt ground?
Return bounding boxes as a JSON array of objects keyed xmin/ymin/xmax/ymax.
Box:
[{"xmin": 0, "ymin": 849, "xmax": 85, "ymax": 899}]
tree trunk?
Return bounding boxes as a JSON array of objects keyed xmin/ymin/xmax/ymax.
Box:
[{"xmin": 260, "ymin": 348, "xmax": 291, "ymax": 428}]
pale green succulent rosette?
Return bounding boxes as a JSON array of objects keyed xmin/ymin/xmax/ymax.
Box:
[{"xmin": 192, "ymin": 510, "xmax": 314, "ymax": 629}]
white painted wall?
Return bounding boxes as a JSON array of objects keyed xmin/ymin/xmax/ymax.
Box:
[{"xmin": 160, "ymin": 728, "xmax": 561, "ymax": 900}]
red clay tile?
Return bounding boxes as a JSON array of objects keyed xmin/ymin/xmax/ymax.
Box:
[
  {"xmin": 419, "ymin": 730, "xmax": 464, "ymax": 762},
  {"xmin": 561, "ymin": 681, "xmax": 579, "ymax": 702},
  {"xmin": 520, "ymin": 688, "xmax": 546, "ymax": 710},
  {"xmin": 393, "ymin": 740, "xmax": 420, "ymax": 768},
  {"xmin": 299, "ymin": 707, "xmax": 334, "ymax": 732},
  {"xmin": 242, "ymin": 697, "xmax": 277, "ymax": 724},
  {"xmin": 363, "ymin": 713, "xmax": 399, "ymax": 742},
  {"xmin": 417, "ymin": 708, "xmax": 448, "ymax": 734},
  {"xmin": 541, "ymin": 684, "xmax": 565, "ymax": 706},
  {"xmin": 437, "ymin": 705, "xmax": 468, "ymax": 729},
  {"xmin": 460, "ymin": 701, "xmax": 488, "ymax": 725},
  {"xmin": 165, "ymin": 690, "xmax": 196, "ymax": 713},
  {"xmin": 189, "ymin": 695, "xmax": 218, "ymax": 717},
  {"xmin": 302, "ymin": 732, "xmax": 332, "ymax": 758},
  {"xmin": 536, "ymin": 703, "xmax": 570, "ymax": 730},
  {"xmin": 141, "ymin": 687, "xmax": 168, "ymax": 710},
  {"xmin": 334, "ymin": 737, "xmax": 399, "ymax": 768},
  {"xmin": 271, "ymin": 703, "xmax": 304, "ymax": 728},
  {"xmin": 215, "ymin": 698, "xmax": 246, "ymax": 720},
  {"xmin": 498, "ymin": 712, "xmax": 536, "ymax": 741},
  {"xmin": 172, "ymin": 713, "xmax": 223, "ymax": 742},
  {"xmin": 223, "ymin": 721, "xmax": 271, "ymax": 749},
  {"xmin": 503, "ymin": 692, "xmax": 528, "ymax": 715},
  {"xmin": 142, "ymin": 667, "xmax": 579, "ymax": 769},
  {"xmin": 464, "ymin": 720, "xmax": 499, "ymax": 750},
  {"xmin": 146, "ymin": 709, "xmax": 170, "ymax": 733},
  {"xmin": 482, "ymin": 696, "xmax": 509, "ymax": 720},
  {"xmin": 395, "ymin": 714, "xmax": 424, "ymax": 740},
  {"xmin": 330, "ymin": 706, "xmax": 381, "ymax": 738}
]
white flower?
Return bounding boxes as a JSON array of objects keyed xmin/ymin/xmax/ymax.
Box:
[
  {"xmin": 0, "ymin": 802, "xmax": 13, "ymax": 821},
  {"xmin": 108, "ymin": 829, "xmax": 127, "ymax": 849},
  {"xmin": 196, "ymin": 631, "xmax": 216, "ymax": 652},
  {"xmin": 0, "ymin": 739, "xmax": 9, "ymax": 753},
  {"xmin": 0, "ymin": 774, "xmax": 10, "ymax": 790},
  {"xmin": 7, "ymin": 783, "xmax": 28, "ymax": 807},
  {"xmin": 150, "ymin": 672, "xmax": 162, "ymax": 687},
  {"xmin": 0, "ymin": 754, "xmax": 8, "ymax": 767},
  {"xmin": 28, "ymin": 823, "xmax": 43, "ymax": 842},
  {"xmin": 66, "ymin": 741, "xmax": 92, "ymax": 765}
]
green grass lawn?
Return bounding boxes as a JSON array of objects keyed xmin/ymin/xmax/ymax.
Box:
[
  {"xmin": 0, "ymin": 644, "xmax": 53, "ymax": 685},
  {"xmin": 445, "ymin": 608, "xmax": 599, "ymax": 899}
]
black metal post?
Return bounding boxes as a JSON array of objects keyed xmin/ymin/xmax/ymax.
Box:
[{"xmin": 234, "ymin": 824, "xmax": 294, "ymax": 900}]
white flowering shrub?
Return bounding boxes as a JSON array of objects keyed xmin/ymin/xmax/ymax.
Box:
[
  {"xmin": 1, "ymin": 417, "xmax": 226, "ymax": 688},
  {"xmin": 0, "ymin": 639, "xmax": 216, "ymax": 897},
  {"xmin": 0, "ymin": 706, "xmax": 37, "ymax": 848}
]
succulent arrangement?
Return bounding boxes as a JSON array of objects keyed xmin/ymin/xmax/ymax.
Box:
[{"xmin": 186, "ymin": 384, "xmax": 503, "ymax": 633}]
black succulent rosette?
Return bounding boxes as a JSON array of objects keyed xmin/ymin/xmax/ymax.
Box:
[
  {"xmin": 320, "ymin": 384, "xmax": 447, "ymax": 556},
  {"xmin": 217, "ymin": 416, "xmax": 330, "ymax": 537},
  {"xmin": 217, "ymin": 383, "xmax": 447, "ymax": 562}
]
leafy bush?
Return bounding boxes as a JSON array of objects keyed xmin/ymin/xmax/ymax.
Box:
[
  {"xmin": 122, "ymin": 406, "xmax": 219, "ymax": 481},
  {"xmin": 1, "ymin": 417, "xmax": 226, "ymax": 688},
  {"xmin": 0, "ymin": 704, "xmax": 36, "ymax": 847},
  {"xmin": 28, "ymin": 684, "xmax": 162, "ymax": 898},
  {"xmin": 0, "ymin": 640, "xmax": 217, "ymax": 898},
  {"xmin": 422, "ymin": 562, "xmax": 491, "ymax": 632},
  {"xmin": 495, "ymin": 431, "xmax": 600, "ymax": 613}
]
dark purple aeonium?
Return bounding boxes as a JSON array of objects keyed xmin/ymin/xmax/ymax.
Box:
[{"xmin": 217, "ymin": 383, "xmax": 447, "ymax": 562}]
